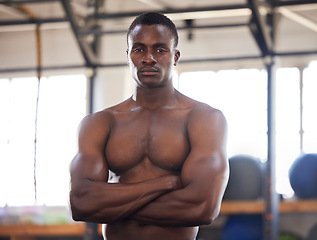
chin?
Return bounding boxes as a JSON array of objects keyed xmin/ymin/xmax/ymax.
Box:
[{"xmin": 138, "ymin": 78, "xmax": 162, "ymax": 87}]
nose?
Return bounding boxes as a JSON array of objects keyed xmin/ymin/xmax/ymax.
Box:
[{"xmin": 142, "ymin": 51, "xmax": 156, "ymax": 64}]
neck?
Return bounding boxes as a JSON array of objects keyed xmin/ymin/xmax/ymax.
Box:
[{"xmin": 132, "ymin": 83, "xmax": 177, "ymax": 110}]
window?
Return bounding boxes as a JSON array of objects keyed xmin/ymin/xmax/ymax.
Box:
[
  {"xmin": 303, "ymin": 61, "xmax": 317, "ymax": 153},
  {"xmin": 176, "ymin": 61, "xmax": 317, "ymax": 196},
  {"xmin": 275, "ymin": 68, "xmax": 300, "ymax": 196},
  {"xmin": 0, "ymin": 74, "xmax": 87, "ymax": 207},
  {"xmin": 0, "ymin": 77, "xmax": 39, "ymax": 206},
  {"xmin": 177, "ymin": 69, "xmax": 267, "ymax": 159},
  {"xmin": 276, "ymin": 62, "xmax": 317, "ymax": 196}
]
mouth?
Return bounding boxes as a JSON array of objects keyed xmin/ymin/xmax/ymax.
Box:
[{"xmin": 139, "ymin": 67, "xmax": 159, "ymax": 76}]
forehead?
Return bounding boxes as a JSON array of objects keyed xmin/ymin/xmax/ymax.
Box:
[{"xmin": 128, "ymin": 24, "xmax": 174, "ymax": 47}]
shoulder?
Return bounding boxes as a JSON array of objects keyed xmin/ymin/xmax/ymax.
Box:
[
  {"xmin": 76, "ymin": 110, "xmax": 115, "ymax": 150},
  {"xmin": 177, "ymin": 94, "xmax": 227, "ymax": 139},
  {"xmin": 174, "ymin": 90, "xmax": 226, "ymax": 127},
  {"xmin": 80, "ymin": 109, "xmax": 113, "ymax": 128},
  {"xmin": 80, "ymin": 97, "xmax": 134, "ymax": 131},
  {"xmin": 189, "ymin": 103, "xmax": 226, "ymax": 134},
  {"xmin": 176, "ymin": 91, "xmax": 226, "ymax": 125},
  {"xmin": 190, "ymin": 102, "xmax": 226, "ymax": 125},
  {"xmin": 81, "ymin": 97, "xmax": 133, "ymax": 124},
  {"xmin": 78, "ymin": 109, "xmax": 117, "ymax": 142}
]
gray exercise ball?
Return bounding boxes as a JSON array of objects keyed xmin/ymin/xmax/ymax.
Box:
[{"xmin": 223, "ymin": 154, "xmax": 264, "ymax": 200}]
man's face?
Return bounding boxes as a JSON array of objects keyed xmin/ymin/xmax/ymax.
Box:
[{"xmin": 127, "ymin": 24, "xmax": 180, "ymax": 88}]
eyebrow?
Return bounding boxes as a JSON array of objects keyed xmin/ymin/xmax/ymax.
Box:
[
  {"xmin": 153, "ymin": 43, "xmax": 169, "ymax": 48},
  {"xmin": 132, "ymin": 42, "xmax": 169, "ymax": 48}
]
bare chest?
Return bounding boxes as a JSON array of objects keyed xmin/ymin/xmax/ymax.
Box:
[{"xmin": 105, "ymin": 108, "xmax": 190, "ymax": 177}]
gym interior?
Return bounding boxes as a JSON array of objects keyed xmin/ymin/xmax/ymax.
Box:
[{"xmin": 0, "ymin": 0, "xmax": 317, "ymax": 239}]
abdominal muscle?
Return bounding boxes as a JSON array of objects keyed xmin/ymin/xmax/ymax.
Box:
[{"xmin": 104, "ymin": 221, "xmax": 199, "ymax": 240}]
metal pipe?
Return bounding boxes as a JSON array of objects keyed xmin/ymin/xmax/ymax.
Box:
[
  {"xmin": 1, "ymin": 50, "xmax": 317, "ymax": 73},
  {"xmin": 299, "ymin": 67, "xmax": 304, "ymax": 153},
  {"xmin": 264, "ymin": 57, "xmax": 279, "ymax": 240}
]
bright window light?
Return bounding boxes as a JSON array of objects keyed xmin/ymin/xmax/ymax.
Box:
[
  {"xmin": 36, "ymin": 75, "xmax": 87, "ymax": 206},
  {"xmin": 0, "ymin": 75, "xmax": 87, "ymax": 207},
  {"xmin": 178, "ymin": 69, "xmax": 267, "ymax": 159},
  {"xmin": 303, "ymin": 63, "xmax": 317, "ymax": 153},
  {"xmin": 177, "ymin": 64, "xmax": 316, "ymax": 197},
  {"xmin": 0, "ymin": 77, "xmax": 38, "ymax": 206},
  {"xmin": 275, "ymin": 68, "xmax": 301, "ymax": 197}
]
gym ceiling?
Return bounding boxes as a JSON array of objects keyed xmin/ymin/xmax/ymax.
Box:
[{"xmin": 0, "ymin": 0, "xmax": 317, "ymax": 72}]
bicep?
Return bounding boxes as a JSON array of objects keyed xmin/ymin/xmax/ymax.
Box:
[
  {"xmin": 70, "ymin": 113, "xmax": 111, "ymax": 184},
  {"xmin": 70, "ymin": 153, "xmax": 108, "ymax": 184},
  {"xmin": 181, "ymin": 107, "xmax": 229, "ymax": 198}
]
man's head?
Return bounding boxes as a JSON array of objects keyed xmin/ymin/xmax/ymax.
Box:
[
  {"xmin": 127, "ymin": 12, "xmax": 178, "ymax": 49},
  {"xmin": 126, "ymin": 12, "xmax": 180, "ymax": 88}
]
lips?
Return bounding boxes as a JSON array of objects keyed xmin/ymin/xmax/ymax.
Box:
[{"xmin": 139, "ymin": 67, "xmax": 159, "ymax": 76}]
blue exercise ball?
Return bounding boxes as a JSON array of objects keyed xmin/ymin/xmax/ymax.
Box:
[
  {"xmin": 222, "ymin": 214, "xmax": 263, "ymax": 240},
  {"xmin": 223, "ymin": 155, "xmax": 264, "ymax": 200},
  {"xmin": 289, "ymin": 153, "xmax": 317, "ymax": 199}
]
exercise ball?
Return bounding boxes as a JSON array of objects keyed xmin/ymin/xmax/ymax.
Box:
[
  {"xmin": 307, "ymin": 223, "xmax": 317, "ymax": 240},
  {"xmin": 289, "ymin": 153, "xmax": 317, "ymax": 199},
  {"xmin": 222, "ymin": 214, "xmax": 263, "ymax": 240},
  {"xmin": 223, "ymin": 154, "xmax": 264, "ymax": 200}
]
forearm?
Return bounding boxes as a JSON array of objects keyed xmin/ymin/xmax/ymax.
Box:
[
  {"xmin": 130, "ymin": 166, "xmax": 228, "ymax": 227},
  {"xmin": 70, "ymin": 175, "xmax": 179, "ymax": 223},
  {"xmin": 130, "ymin": 184, "xmax": 218, "ymax": 227}
]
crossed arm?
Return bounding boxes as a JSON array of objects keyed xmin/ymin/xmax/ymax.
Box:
[{"xmin": 69, "ymin": 106, "xmax": 229, "ymax": 226}]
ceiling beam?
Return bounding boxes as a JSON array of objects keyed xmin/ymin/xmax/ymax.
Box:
[
  {"xmin": 0, "ymin": 17, "xmax": 67, "ymax": 26},
  {"xmin": 273, "ymin": 0, "xmax": 317, "ymax": 7},
  {"xmin": 0, "ymin": 0, "xmax": 59, "ymax": 4},
  {"xmin": 0, "ymin": 4, "xmax": 250, "ymax": 27},
  {"xmin": 248, "ymin": 0, "xmax": 273, "ymax": 57},
  {"xmin": 77, "ymin": 23, "xmax": 248, "ymax": 37},
  {"xmin": 278, "ymin": 7, "xmax": 317, "ymax": 32},
  {"xmin": 60, "ymin": 0, "xmax": 99, "ymax": 67},
  {"xmin": 2, "ymin": 0, "xmax": 315, "ymax": 7},
  {"xmin": 90, "ymin": 4, "xmax": 249, "ymax": 20},
  {"xmin": 2, "ymin": 2, "xmax": 316, "ymax": 27},
  {"xmin": 1, "ymin": 49, "xmax": 317, "ymax": 73},
  {"xmin": 0, "ymin": 9, "xmax": 250, "ymax": 27}
]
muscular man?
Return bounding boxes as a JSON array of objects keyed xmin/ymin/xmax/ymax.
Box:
[{"xmin": 69, "ymin": 12, "xmax": 229, "ymax": 240}]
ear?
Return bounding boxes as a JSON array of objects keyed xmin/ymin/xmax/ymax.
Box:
[
  {"xmin": 174, "ymin": 50, "xmax": 180, "ymax": 66},
  {"xmin": 126, "ymin": 49, "xmax": 130, "ymax": 66}
]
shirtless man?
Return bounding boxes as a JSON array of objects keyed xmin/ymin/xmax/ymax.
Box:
[{"xmin": 69, "ymin": 12, "xmax": 229, "ymax": 240}]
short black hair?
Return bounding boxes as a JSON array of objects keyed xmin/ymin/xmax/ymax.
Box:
[{"xmin": 127, "ymin": 12, "xmax": 178, "ymax": 48}]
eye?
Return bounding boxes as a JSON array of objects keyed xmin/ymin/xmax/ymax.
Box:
[
  {"xmin": 133, "ymin": 48, "xmax": 143, "ymax": 53},
  {"xmin": 156, "ymin": 48, "xmax": 167, "ymax": 53}
]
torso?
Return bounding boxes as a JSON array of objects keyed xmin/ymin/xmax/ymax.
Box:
[
  {"xmin": 105, "ymin": 104, "xmax": 190, "ymax": 181},
  {"xmin": 103, "ymin": 95, "xmax": 199, "ymax": 240}
]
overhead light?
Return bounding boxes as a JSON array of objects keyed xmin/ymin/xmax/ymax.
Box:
[
  {"xmin": 166, "ymin": 8, "xmax": 252, "ymax": 21},
  {"xmin": 137, "ymin": 0, "xmax": 164, "ymax": 9}
]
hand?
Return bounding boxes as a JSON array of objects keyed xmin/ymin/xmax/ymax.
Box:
[{"xmin": 164, "ymin": 175, "xmax": 183, "ymax": 191}]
